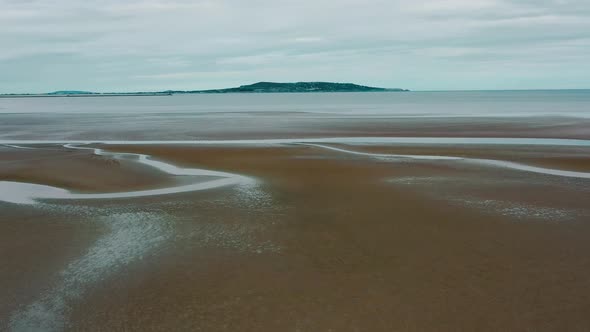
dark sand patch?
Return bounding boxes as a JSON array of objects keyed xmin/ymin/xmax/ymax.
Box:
[
  {"xmin": 0, "ymin": 204, "xmax": 106, "ymax": 328},
  {"xmin": 0, "ymin": 145, "xmax": 178, "ymax": 192}
]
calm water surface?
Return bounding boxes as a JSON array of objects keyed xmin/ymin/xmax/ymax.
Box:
[{"xmin": 1, "ymin": 91, "xmax": 589, "ymax": 140}]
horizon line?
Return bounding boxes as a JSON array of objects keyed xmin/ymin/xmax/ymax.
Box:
[
  {"xmin": 0, "ymin": 88, "xmax": 590, "ymax": 97},
  {"xmin": 1, "ymin": 87, "xmax": 590, "ymax": 95}
]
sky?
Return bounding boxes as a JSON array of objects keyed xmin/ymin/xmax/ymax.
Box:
[{"xmin": 1, "ymin": 0, "xmax": 590, "ymax": 93}]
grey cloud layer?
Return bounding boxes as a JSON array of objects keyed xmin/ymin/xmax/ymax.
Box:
[{"xmin": 1, "ymin": 0, "xmax": 589, "ymax": 92}]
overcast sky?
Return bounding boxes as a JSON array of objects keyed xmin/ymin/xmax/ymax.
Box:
[{"xmin": 1, "ymin": 0, "xmax": 589, "ymax": 92}]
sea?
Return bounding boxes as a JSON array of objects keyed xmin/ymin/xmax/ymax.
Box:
[{"xmin": 1, "ymin": 90, "xmax": 589, "ymax": 140}]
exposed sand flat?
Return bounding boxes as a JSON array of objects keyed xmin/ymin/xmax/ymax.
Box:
[
  {"xmin": 0, "ymin": 203, "xmax": 107, "ymax": 325},
  {"xmin": 0, "ymin": 145, "xmax": 176, "ymax": 193},
  {"xmin": 69, "ymin": 144, "xmax": 589, "ymax": 329},
  {"xmin": 0, "ymin": 144, "xmax": 253, "ymax": 204},
  {"xmin": 2, "ymin": 142, "xmax": 590, "ymax": 331}
]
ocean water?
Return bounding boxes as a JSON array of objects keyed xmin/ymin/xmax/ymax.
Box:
[
  {"xmin": 1, "ymin": 90, "xmax": 589, "ymax": 140},
  {"xmin": 2, "ymin": 90, "xmax": 590, "ymax": 116}
]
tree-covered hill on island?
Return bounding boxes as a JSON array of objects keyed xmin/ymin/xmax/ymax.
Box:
[{"xmin": 167, "ymin": 82, "xmax": 408, "ymax": 94}]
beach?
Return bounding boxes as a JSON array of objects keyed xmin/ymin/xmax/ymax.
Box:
[
  {"xmin": 1, "ymin": 137, "xmax": 590, "ymax": 331},
  {"xmin": 1, "ymin": 92, "xmax": 590, "ymax": 331}
]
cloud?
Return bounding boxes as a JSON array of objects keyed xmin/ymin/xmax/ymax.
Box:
[{"xmin": 0, "ymin": 0, "xmax": 589, "ymax": 92}]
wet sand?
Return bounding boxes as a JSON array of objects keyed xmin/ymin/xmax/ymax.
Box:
[
  {"xmin": 335, "ymin": 144, "xmax": 590, "ymax": 172},
  {"xmin": 2, "ymin": 112, "xmax": 590, "ymax": 141},
  {"xmin": 0, "ymin": 145, "xmax": 177, "ymax": 192},
  {"xmin": 2, "ymin": 142, "xmax": 590, "ymax": 331}
]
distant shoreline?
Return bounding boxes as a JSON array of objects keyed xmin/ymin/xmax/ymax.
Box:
[
  {"xmin": 2, "ymin": 89, "xmax": 589, "ymax": 99},
  {"xmin": 0, "ymin": 93, "xmax": 172, "ymax": 98},
  {"xmin": 0, "ymin": 81, "xmax": 408, "ymax": 98},
  {"xmin": 0, "ymin": 91, "xmax": 402, "ymax": 98}
]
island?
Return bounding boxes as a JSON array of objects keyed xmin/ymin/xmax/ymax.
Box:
[
  {"xmin": 167, "ymin": 82, "xmax": 408, "ymax": 94},
  {"xmin": 0, "ymin": 82, "xmax": 408, "ymax": 98}
]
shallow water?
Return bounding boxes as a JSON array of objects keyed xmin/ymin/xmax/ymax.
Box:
[
  {"xmin": 2, "ymin": 137, "xmax": 590, "ymax": 146},
  {"xmin": 2, "ymin": 91, "xmax": 590, "ymax": 117}
]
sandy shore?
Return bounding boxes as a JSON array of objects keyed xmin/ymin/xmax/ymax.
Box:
[{"xmin": 2, "ymin": 142, "xmax": 590, "ymax": 331}]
